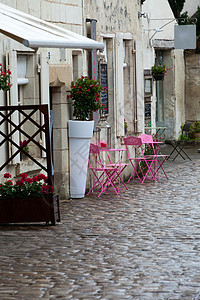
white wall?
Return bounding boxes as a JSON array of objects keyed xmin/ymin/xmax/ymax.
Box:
[{"xmin": 183, "ymin": 0, "xmax": 200, "ymax": 17}]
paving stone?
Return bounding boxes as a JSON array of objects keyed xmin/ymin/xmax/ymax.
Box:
[{"xmin": 0, "ymin": 145, "xmax": 200, "ymax": 298}]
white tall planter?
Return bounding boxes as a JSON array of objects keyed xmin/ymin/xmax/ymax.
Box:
[{"xmin": 68, "ymin": 120, "xmax": 94, "ymax": 198}]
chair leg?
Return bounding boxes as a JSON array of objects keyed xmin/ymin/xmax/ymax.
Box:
[{"xmin": 172, "ymin": 145, "xmax": 192, "ymax": 161}]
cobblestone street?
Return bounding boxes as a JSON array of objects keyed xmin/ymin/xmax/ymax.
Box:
[{"xmin": 0, "ymin": 145, "xmax": 200, "ymax": 299}]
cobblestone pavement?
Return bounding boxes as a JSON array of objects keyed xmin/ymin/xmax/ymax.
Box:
[{"xmin": 1, "ymin": 145, "xmax": 200, "ymax": 299}]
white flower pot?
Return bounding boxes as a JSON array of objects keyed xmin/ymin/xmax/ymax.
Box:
[{"xmin": 68, "ymin": 120, "xmax": 94, "ymax": 198}]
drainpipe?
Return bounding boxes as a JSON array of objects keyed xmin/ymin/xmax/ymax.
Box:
[{"xmin": 133, "ymin": 42, "xmax": 138, "ymax": 133}]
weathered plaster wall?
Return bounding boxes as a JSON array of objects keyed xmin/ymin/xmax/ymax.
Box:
[
  {"xmin": 84, "ymin": 0, "xmax": 140, "ymax": 38},
  {"xmin": 185, "ymin": 53, "xmax": 200, "ymax": 122},
  {"xmin": 142, "ymin": 0, "xmax": 185, "ymax": 140}
]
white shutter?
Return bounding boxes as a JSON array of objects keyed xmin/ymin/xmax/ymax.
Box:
[
  {"xmin": 40, "ymin": 52, "xmax": 50, "ymax": 157},
  {"xmin": 116, "ymin": 33, "xmax": 125, "ymax": 137},
  {"xmin": 7, "ymin": 50, "xmax": 20, "ymax": 164}
]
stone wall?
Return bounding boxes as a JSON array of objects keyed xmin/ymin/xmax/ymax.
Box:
[{"xmin": 185, "ymin": 52, "xmax": 200, "ymax": 122}]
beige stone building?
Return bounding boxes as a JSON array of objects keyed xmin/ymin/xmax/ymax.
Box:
[
  {"xmin": 0, "ymin": 0, "xmax": 187, "ymax": 200},
  {"xmin": 0, "ymin": 0, "xmax": 146, "ymax": 199}
]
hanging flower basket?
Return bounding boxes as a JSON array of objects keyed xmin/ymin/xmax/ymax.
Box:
[
  {"xmin": 152, "ymin": 73, "xmax": 165, "ymax": 81},
  {"xmin": 151, "ymin": 64, "xmax": 170, "ymax": 81}
]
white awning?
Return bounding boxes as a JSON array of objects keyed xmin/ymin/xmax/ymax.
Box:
[{"xmin": 0, "ymin": 3, "xmax": 104, "ymax": 50}]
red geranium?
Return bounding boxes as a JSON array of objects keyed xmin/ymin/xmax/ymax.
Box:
[
  {"xmin": 4, "ymin": 173, "xmax": 11, "ymax": 178},
  {"xmin": 0, "ymin": 173, "xmax": 53, "ymax": 199}
]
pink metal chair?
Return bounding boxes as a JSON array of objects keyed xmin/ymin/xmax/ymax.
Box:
[
  {"xmin": 101, "ymin": 148, "xmax": 128, "ymax": 192},
  {"xmin": 139, "ymin": 134, "xmax": 168, "ymax": 180},
  {"xmin": 87, "ymin": 143, "xmax": 127, "ymax": 197},
  {"xmin": 124, "ymin": 136, "xmax": 157, "ymax": 183}
]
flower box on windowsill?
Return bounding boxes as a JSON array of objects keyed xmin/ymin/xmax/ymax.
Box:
[{"xmin": 0, "ymin": 194, "xmax": 60, "ymax": 225}]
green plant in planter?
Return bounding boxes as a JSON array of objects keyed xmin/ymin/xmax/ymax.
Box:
[
  {"xmin": 69, "ymin": 76, "xmax": 106, "ymax": 121},
  {"xmin": 151, "ymin": 64, "xmax": 170, "ymax": 80},
  {"xmin": 124, "ymin": 118, "xmax": 128, "ymax": 134},
  {"xmin": 0, "ymin": 173, "xmax": 54, "ymax": 199},
  {"xmin": 189, "ymin": 120, "xmax": 200, "ymax": 138},
  {"xmin": 0, "ymin": 64, "xmax": 12, "ymax": 91}
]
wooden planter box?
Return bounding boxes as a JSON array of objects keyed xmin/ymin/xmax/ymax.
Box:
[{"xmin": 0, "ymin": 194, "xmax": 60, "ymax": 225}]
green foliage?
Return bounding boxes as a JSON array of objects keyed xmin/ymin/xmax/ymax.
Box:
[
  {"xmin": 168, "ymin": 0, "xmax": 186, "ymax": 18},
  {"xmin": 151, "ymin": 64, "xmax": 166, "ymax": 75},
  {"xmin": 179, "ymin": 134, "xmax": 189, "ymax": 140},
  {"xmin": 20, "ymin": 140, "xmax": 29, "ymax": 152},
  {"xmin": 189, "ymin": 120, "xmax": 200, "ymax": 135},
  {"xmin": 196, "ymin": 6, "xmax": 200, "ymax": 37},
  {"xmin": 70, "ymin": 76, "xmax": 106, "ymax": 121}
]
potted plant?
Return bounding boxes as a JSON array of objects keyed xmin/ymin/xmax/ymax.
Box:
[
  {"xmin": 20, "ymin": 140, "xmax": 29, "ymax": 160},
  {"xmin": 68, "ymin": 76, "xmax": 105, "ymax": 198},
  {"xmin": 0, "ymin": 64, "xmax": 11, "ymax": 91},
  {"xmin": 124, "ymin": 119, "xmax": 128, "ymax": 135},
  {"xmin": 0, "ymin": 173, "xmax": 60, "ymax": 225},
  {"xmin": 189, "ymin": 120, "xmax": 200, "ymax": 139},
  {"xmin": 151, "ymin": 64, "xmax": 170, "ymax": 81}
]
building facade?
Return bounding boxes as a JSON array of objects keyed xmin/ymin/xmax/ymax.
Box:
[{"xmin": 0, "ymin": 0, "xmax": 186, "ymax": 199}]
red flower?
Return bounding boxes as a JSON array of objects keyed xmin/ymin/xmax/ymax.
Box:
[
  {"xmin": 37, "ymin": 173, "xmax": 47, "ymax": 181},
  {"xmin": 20, "ymin": 173, "xmax": 28, "ymax": 178},
  {"xmin": 32, "ymin": 176, "xmax": 38, "ymax": 182},
  {"xmin": 86, "ymin": 89, "xmax": 90, "ymax": 92},
  {"xmin": 78, "ymin": 91, "xmax": 81, "ymax": 94},
  {"xmin": 5, "ymin": 180, "xmax": 13, "ymax": 185},
  {"xmin": 4, "ymin": 173, "xmax": 11, "ymax": 178},
  {"xmin": 41, "ymin": 183, "xmax": 54, "ymax": 194},
  {"xmin": 24, "ymin": 177, "xmax": 32, "ymax": 183},
  {"xmin": 16, "ymin": 179, "xmax": 24, "ymax": 186}
]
